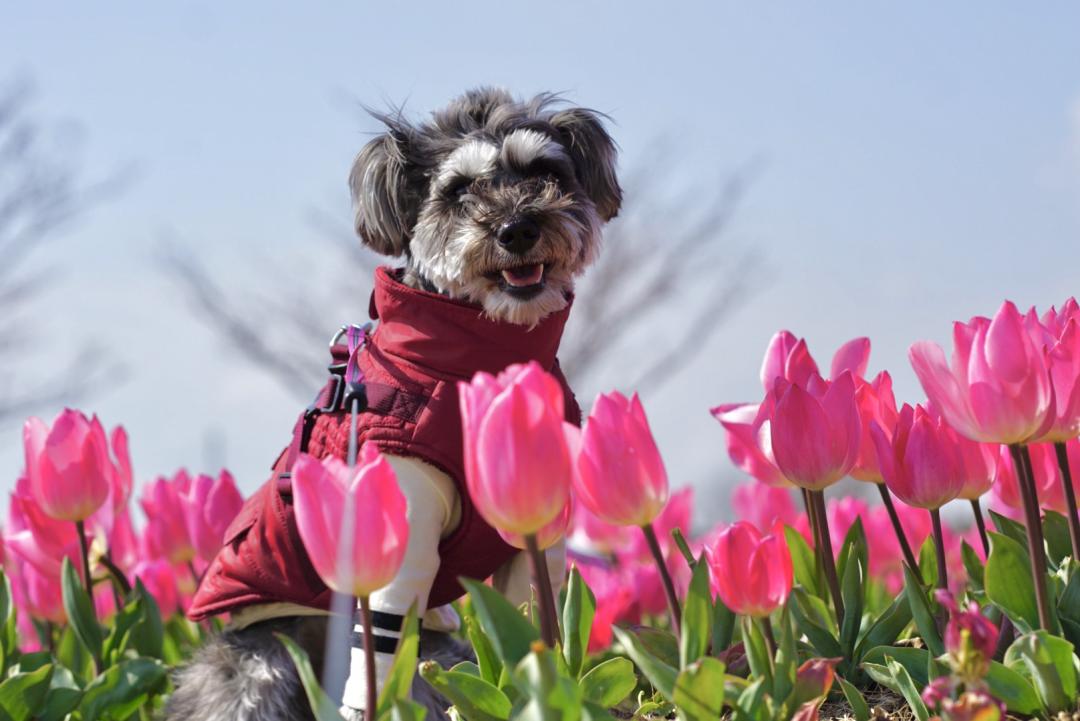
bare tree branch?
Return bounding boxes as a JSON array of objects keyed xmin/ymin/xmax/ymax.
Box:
[{"xmin": 0, "ymin": 76, "xmax": 128, "ymax": 423}]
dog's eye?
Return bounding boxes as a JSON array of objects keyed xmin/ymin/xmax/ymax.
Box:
[
  {"xmin": 524, "ymin": 160, "xmax": 566, "ymax": 182},
  {"xmin": 446, "ymin": 178, "xmax": 472, "ymax": 200}
]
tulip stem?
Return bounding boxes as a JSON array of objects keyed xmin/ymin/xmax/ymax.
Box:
[
  {"xmin": 759, "ymin": 616, "xmax": 778, "ymax": 659},
  {"xmin": 969, "ymin": 499, "xmax": 990, "ymax": 558},
  {"xmin": 524, "ymin": 534, "xmax": 560, "ymax": 647},
  {"xmin": 802, "ymin": 489, "xmax": 825, "ymax": 583},
  {"xmin": 358, "ymin": 595, "xmax": 377, "ymax": 717},
  {"xmin": 99, "ymin": 552, "xmax": 132, "ymax": 598},
  {"xmin": 74, "ymin": 520, "xmax": 96, "ymax": 614},
  {"xmin": 929, "ymin": 509, "xmax": 948, "ymax": 591},
  {"xmin": 1053, "ymin": 441, "xmax": 1080, "ymax": 562},
  {"xmin": 809, "ymin": 491, "xmax": 844, "ymax": 630},
  {"xmin": 641, "ymin": 523, "xmax": 682, "ymax": 634},
  {"xmin": 876, "ymin": 483, "xmax": 921, "ymax": 576},
  {"xmin": 1008, "ymin": 444, "xmax": 1052, "ymax": 630}
]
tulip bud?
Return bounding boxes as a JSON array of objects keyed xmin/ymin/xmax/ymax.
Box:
[
  {"xmin": 871, "ymin": 404, "xmax": 966, "ymax": 510},
  {"xmin": 573, "ymin": 390, "xmax": 668, "ymax": 527},
  {"xmin": 23, "ymin": 409, "xmax": 111, "ymax": 522},
  {"xmin": 292, "ymin": 445, "xmax": 409, "ymax": 597},
  {"xmin": 706, "ymin": 521, "xmax": 793, "ymax": 617},
  {"xmin": 769, "ymin": 372, "xmax": 862, "ymax": 491},
  {"xmin": 910, "ymin": 301, "xmax": 1054, "ymax": 444},
  {"xmin": 179, "ymin": 470, "xmax": 245, "ymax": 563},
  {"xmin": 458, "ymin": 361, "xmax": 573, "ymax": 536},
  {"xmin": 937, "ymin": 591, "xmax": 999, "ymax": 684}
]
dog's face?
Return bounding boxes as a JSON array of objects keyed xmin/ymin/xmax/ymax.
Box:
[{"xmin": 349, "ymin": 88, "xmax": 622, "ymax": 325}]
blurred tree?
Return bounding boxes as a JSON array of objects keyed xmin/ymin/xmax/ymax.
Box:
[
  {"xmin": 162, "ymin": 144, "xmax": 762, "ymax": 403},
  {"xmin": 0, "ymin": 78, "xmax": 126, "ymax": 424}
]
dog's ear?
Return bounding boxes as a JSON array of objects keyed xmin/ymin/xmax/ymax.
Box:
[
  {"xmin": 549, "ymin": 107, "xmax": 622, "ymax": 221},
  {"xmin": 348, "ymin": 128, "xmax": 417, "ymax": 257}
]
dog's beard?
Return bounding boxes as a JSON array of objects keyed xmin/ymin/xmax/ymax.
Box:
[{"xmin": 408, "ymin": 201, "xmax": 601, "ymax": 327}]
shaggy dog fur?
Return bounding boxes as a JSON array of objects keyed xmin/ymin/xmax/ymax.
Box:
[{"xmin": 165, "ymin": 87, "xmax": 621, "ymax": 720}]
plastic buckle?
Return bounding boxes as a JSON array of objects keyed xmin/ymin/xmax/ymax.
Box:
[{"xmin": 315, "ymin": 375, "xmax": 345, "ymax": 414}]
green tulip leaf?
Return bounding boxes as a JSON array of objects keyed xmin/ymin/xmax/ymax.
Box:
[
  {"xmin": 983, "ymin": 657, "xmax": 1044, "ymax": 716},
  {"xmin": 784, "ymin": 525, "xmax": 820, "ymax": 597},
  {"xmin": 902, "ymin": 563, "xmax": 943, "ymax": 657},
  {"xmin": 79, "ymin": 657, "xmax": 168, "ymax": 721},
  {"xmin": 711, "ymin": 595, "xmax": 736, "ymax": 653},
  {"xmin": 1042, "ymin": 511, "xmax": 1072, "ymax": 569},
  {"xmin": 1008, "ymin": 631, "xmax": 1078, "ymax": 714},
  {"xmin": 679, "ymin": 556, "xmax": 712, "ymax": 669},
  {"xmin": 985, "ymin": 531, "xmax": 1040, "ymax": 633},
  {"xmin": 839, "ymin": 555, "xmax": 864, "ymax": 659},
  {"xmin": 579, "ymin": 657, "xmax": 636, "ymax": 707},
  {"xmin": 853, "ymin": 592, "xmax": 912, "ymax": 662},
  {"xmin": 611, "ymin": 626, "xmax": 677, "ymax": 701},
  {"xmin": 960, "ymin": 540, "xmax": 986, "ymax": 592},
  {"xmin": 0, "ymin": 664, "xmax": 53, "ymax": 721},
  {"xmin": 989, "ymin": 510, "xmax": 1029, "ymax": 548},
  {"xmin": 561, "ymin": 566, "xmax": 596, "ymax": 679},
  {"xmin": 885, "ymin": 656, "xmax": 929, "ymax": 721},
  {"xmin": 672, "ymin": 657, "xmax": 726, "ymax": 721},
  {"xmin": 60, "ymin": 557, "xmax": 102, "ymax": 662},
  {"xmin": 276, "ymin": 634, "xmax": 345, "ymax": 721},
  {"xmin": 460, "ymin": 578, "xmax": 540, "ymax": 669},
  {"xmin": 836, "ymin": 675, "xmax": 870, "ymax": 721},
  {"xmin": 420, "ymin": 662, "xmax": 511, "ymax": 721}
]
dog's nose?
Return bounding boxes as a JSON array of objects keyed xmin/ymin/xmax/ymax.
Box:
[{"xmin": 496, "ymin": 218, "xmax": 540, "ymax": 255}]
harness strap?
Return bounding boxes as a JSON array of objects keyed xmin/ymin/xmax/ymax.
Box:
[{"xmin": 272, "ymin": 332, "xmax": 430, "ymax": 479}]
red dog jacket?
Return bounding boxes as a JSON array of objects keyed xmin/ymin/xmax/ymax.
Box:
[{"xmin": 187, "ymin": 266, "xmax": 580, "ymax": 620}]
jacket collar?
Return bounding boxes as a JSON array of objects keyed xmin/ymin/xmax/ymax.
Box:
[{"xmin": 367, "ymin": 266, "xmax": 572, "ymax": 379}]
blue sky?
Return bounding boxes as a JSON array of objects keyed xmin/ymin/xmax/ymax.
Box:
[{"xmin": 3, "ymin": 3, "xmax": 1080, "ymax": 520}]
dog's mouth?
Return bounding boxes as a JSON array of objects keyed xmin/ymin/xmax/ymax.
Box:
[{"xmin": 489, "ymin": 263, "xmax": 548, "ymax": 299}]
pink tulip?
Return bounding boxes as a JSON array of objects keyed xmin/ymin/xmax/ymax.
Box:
[
  {"xmin": 760, "ymin": 330, "xmax": 821, "ymax": 390},
  {"xmin": 731, "ymin": 482, "xmax": 800, "ymax": 532},
  {"xmin": 909, "ymin": 301, "xmax": 1055, "ymax": 444},
  {"xmin": 573, "ymin": 390, "xmax": 668, "ymax": 527},
  {"xmin": 711, "ymin": 401, "xmax": 790, "ymax": 487},
  {"xmin": 132, "ymin": 559, "xmax": 182, "ymax": 617},
  {"xmin": 1027, "ymin": 305, "xmax": 1080, "ymax": 442},
  {"xmin": 576, "ymin": 561, "xmax": 634, "ymax": 652},
  {"xmin": 180, "ymin": 470, "xmax": 245, "ymax": 563},
  {"xmin": 936, "ymin": 590, "xmax": 999, "ymax": 680},
  {"xmin": 141, "ymin": 471, "xmax": 197, "ymax": 564},
  {"xmin": 706, "ymin": 521, "xmax": 793, "ymax": 617},
  {"xmin": 23, "ymin": 409, "xmax": 111, "ymax": 522},
  {"xmin": 954, "ymin": 432, "xmax": 997, "ymax": 501},
  {"xmin": 292, "ymin": 445, "xmax": 409, "ymax": 597},
  {"xmin": 769, "ymin": 372, "xmax": 862, "ymax": 491},
  {"xmin": 850, "ymin": 372, "xmax": 900, "ymax": 483},
  {"xmin": 6, "ymin": 551, "xmax": 65, "ymax": 624},
  {"xmin": 715, "ymin": 333, "xmax": 870, "ymax": 488},
  {"xmin": 499, "ymin": 500, "xmax": 571, "ymax": 551},
  {"xmin": 5, "ymin": 475, "xmax": 81, "ymax": 580},
  {"xmin": 760, "ymin": 331, "xmax": 871, "ymax": 392},
  {"xmin": 865, "ymin": 501, "xmax": 931, "ymax": 593},
  {"xmin": 459, "ymin": 362, "xmax": 573, "ymax": 536},
  {"xmin": 871, "ymin": 404, "xmax": 965, "ymax": 510},
  {"xmin": 569, "ymin": 502, "xmax": 633, "ymax": 555}
]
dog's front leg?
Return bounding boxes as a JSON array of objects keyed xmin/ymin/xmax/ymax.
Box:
[{"xmin": 340, "ymin": 455, "xmax": 459, "ymax": 719}]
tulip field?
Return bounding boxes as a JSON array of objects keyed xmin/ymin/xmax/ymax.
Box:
[{"xmin": 5, "ymin": 297, "xmax": 1080, "ymax": 721}]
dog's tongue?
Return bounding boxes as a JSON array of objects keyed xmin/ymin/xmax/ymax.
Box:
[{"xmin": 501, "ymin": 263, "xmax": 544, "ymax": 287}]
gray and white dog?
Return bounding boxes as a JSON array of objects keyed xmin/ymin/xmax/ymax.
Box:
[{"xmin": 165, "ymin": 87, "xmax": 621, "ymax": 721}]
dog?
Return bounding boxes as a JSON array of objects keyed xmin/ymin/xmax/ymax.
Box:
[{"xmin": 166, "ymin": 87, "xmax": 621, "ymax": 721}]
